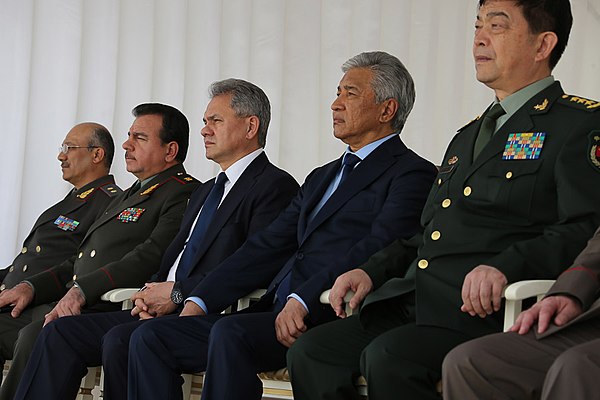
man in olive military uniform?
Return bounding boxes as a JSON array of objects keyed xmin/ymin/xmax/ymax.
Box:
[
  {"xmin": 0, "ymin": 103, "xmax": 199, "ymax": 399},
  {"xmin": 0, "ymin": 122, "xmax": 120, "ymax": 379},
  {"xmin": 287, "ymin": 1, "xmax": 600, "ymax": 399}
]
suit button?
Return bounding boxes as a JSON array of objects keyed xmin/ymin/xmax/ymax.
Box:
[
  {"xmin": 21, "ymin": 247, "xmax": 27, "ymax": 254},
  {"xmin": 437, "ymin": 178, "xmax": 442, "ymax": 186},
  {"xmin": 35, "ymin": 245, "xmax": 41, "ymax": 253},
  {"xmin": 442, "ymin": 199, "xmax": 451, "ymax": 208},
  {"xmin": 418, "ymin": 259, "xmax": 429, "ymax": 269},
  {"xmin": 431, "ymin": 231, "xmax": 441, "ymax": 241},
  {"xmin": 78, "ymin": 252, "xmax": 83, "ymax": 259},
  {"xmin": 73, "ymin": 275, "xmax": 77, "ymax": 281},
  {"xmin": 90, "ymin": 250, "xmax": 96, "ymax": 258},
  {"xmin": 463, "ymin": 186, "xmax": 472, "ymax": 196},
  {"xmin": 505, "ymin": 171, "xmax": 513, "ymax": 179},
  {"xmin": 296, "ymin": 252, "xmax": 304, "ymax": 260},
  {"xmin": 22, "ymin": 265, "xmax": 28, "ymax": 272},
  {"xmin": 0, "ymin": 284, "xmax": 5, "ymax": 291},
  {"xmin": 9, "ymin": 266, "xmax": 14, "ymax": 272}
]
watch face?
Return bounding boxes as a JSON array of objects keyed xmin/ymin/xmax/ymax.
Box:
[{"xmin": 171, "ymin": 289, "xmax": 183, "ymax": 305}]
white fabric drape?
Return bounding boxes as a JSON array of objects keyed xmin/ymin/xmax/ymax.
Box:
[{"xmin": 1, "ymin": 0, "xmax": 599, "ymax": 263}]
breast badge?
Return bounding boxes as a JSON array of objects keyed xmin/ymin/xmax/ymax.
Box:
[
  {"xmin": 54, "ymin": 215, "xmax": 80, "ymax": 231},
  {"xmin": 502, "ymin": 132, "xmax": 546, "ymax": 160},
  {"xmin": 589, "ymin": 132, "xmax": 600, "ymax": 171},
  {"xmin": 117, "ymin": 208, "xmax": 146, "ymax": 223}
]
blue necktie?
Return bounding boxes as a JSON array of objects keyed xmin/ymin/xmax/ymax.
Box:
[
  {"xmin": 176, "ymin": 172, "xmax": 228, "ymax": 281},
  {"xmin": 274, "ymin": 154, "xmax": 361, "ymax": 305}
]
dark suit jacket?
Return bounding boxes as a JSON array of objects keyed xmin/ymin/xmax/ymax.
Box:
[
  {"xmin": 0, "ymin": 175, "xmax": 121, "ymax": 290},
  {"xmin": 538, "ymin": 226, "xmax": 600, "ymax": 338},
  {"xmin": 190, "ymin": 135, "xmax": 437, "ymax": 325},
  {"xmin": 27, "ymin": 164, "xmax": 200, "ymax": 307},
  {"xmin": 359, "ymin": 82, "xmax": 600, "ymax": 337},
  {"xmin": 151, "ymin": 152, "xmax": 299, "ymax": 297}
]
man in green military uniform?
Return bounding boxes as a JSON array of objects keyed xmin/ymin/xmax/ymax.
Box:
[
  {"xmin": 287, "ymin": 1, "xmax": 600, "ymax": 399},
  {"xmin": 0, "ymin": 103, "xmax": 199, "ymax": 399},
  {"xmin": 0, "ymin": 121, "xmax": 120, "ymax": 380}
]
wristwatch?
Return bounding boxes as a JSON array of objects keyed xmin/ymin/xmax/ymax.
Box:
[{"xmin": 170, "ymin": 281, "xmax": 184, "ymax": 305}]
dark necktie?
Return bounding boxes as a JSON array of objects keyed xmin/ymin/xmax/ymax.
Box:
[
  {"xmin": 176, "ymin": 172, "xmax": 228, "ymax": 280},
  {"xmin": 473, "ymin": 103, "xmax": 506, "ymax": 159},
  {"xmin": 338, "ymin": 153, "xmax": 361, "ymax": 186},
  {"xmin": 274, "ymin": 153, "xmax": 361, "ymax": 306}
]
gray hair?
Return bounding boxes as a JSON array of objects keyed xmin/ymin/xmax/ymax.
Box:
[
  {"xmin": 342, "ymin": 51, "xmax": 415, "ymax": 133},
  {"xmin": 209, "ymin": 78, "xmax": 271, "ymax": 148}
]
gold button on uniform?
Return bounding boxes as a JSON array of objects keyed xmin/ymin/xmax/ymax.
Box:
[
  {"xmin": 73, "ymin": 275, "xmax": 77, "ymax": 281},
  {"xmin": 437, "ymin": 178, "xmax": 442, "ymax": 185},
  {"xmin": 463, "ymin": 186, "xmax": 472, "ymax": 196},
  {"xmin": 0, "ymin": 284, "xmax": 5, "ymax": 291},
  {"xmin": 431, "ymin": 231, "xmax": 441, "ymax": 241},
  {"xmin": 22, "ymin": 265, "xmax": 28, "ymax": 272},
  {"xmin": 9, "ymin": 266, "xmax": 14, "ymax": 272},
  {"xmin": 418, "ymin": 259, "xmax": 429, "ymax": 269},
  {"xmin": 78, "ymin": 252, "xmax": 83, "ymax": 259},
  {"xmin": 442, "ymin": 199, "xmax": 451, "ymax": 208},
  {"xmin": 505, "ymin": 171, "xmax": 513, "ymax": 179},
  {"xmin": 90, "ymin": 250, "xmax": 96, "ymax": 258},
  {"xmin": 35, "ymin": 245, "xmax": 41, "ymax": 253},
  {"xmin": 21, "ymin": 247, "xmax": 27, "ymax": 254}
]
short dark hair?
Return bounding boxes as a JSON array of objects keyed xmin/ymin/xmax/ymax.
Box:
[
  {"xmin": 478, "ymin": 0, "xmax": 572, "ymax": 69},
  {"xmin": 131, "ymin": 103, "xmax": 190, "ymax": 163},
  {"xmin": 209, "ymin": 79, "xmax": 271, "ymax": 148},
  {"xmin": 88, "ymin": 125, "xmax": 115, "ymax": 170},
  {"xmin": 342, "ymin": 51, "xmax": 415, "ymax": 133}
]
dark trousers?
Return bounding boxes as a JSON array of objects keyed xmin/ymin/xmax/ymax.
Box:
[
  {"xmin": 14, "ymin": 310, "xmax": 143, "ymax": 400},
  {"xmin": 0, "ymin": 304, "xmax": 52, "ymax": 400},
  {"xmin": 128, "ymin": 311, "xmax": 288, "ymax": 400},
  {"xmin": 287, "ymin": 310, "xmax": 472, "ymax": 400}
]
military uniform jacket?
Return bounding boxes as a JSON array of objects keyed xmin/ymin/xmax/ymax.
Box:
[
  {"xmin": 360, "ymin": 82, "xmax": 600, "ymax": 337},
  {"xmin": 0, "ymin": 175, "xmax": 120, "ymax": 290},
  {"xmin": 538, "ymin": 226, "xmax": 600, "ymax": 338},
  {"xmin": 27, "ymin": 164, "xmax": 199, "ymax": 307}
]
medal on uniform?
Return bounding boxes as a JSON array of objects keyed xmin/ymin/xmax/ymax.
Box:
[
  {"xmin": 54, "ymin": 215, "xmax": 80, "ymax": 231},
  {"xmin": 118, "ymin": 208, "xmax": 146, "ymax": 223},
  {"xmin": 502, "ymin": 132, "xmax": 546, "ymax": 160}
]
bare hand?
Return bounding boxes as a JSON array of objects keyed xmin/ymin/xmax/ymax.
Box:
[
  {"xmin": 179, "ymin": 301, "xmax": 206, "ymax": 317},
  {"xmin": 275, "ymin": 298, "xmax": 308, "ymax": 347},
  {"xmin": 461, "ymin": 265, "xmax": 507, "ymax": 318},
  {"xmin": 130, "ymin": 282, "xmax": 176, "ymax": 319},
  {"xmin": 329, "ymin": 269, "xmax": 373, "ymax": 318},
  {"xmin": 0, "ymin": 282, "xmax": 34, "ymax": 318},
  {"xmin": 43, "ymin": 286, "xmax": 86, "ymax": 325},
  {"xmin": 510, "ymin": 295, "xmax": 583, "ymax": 335}
]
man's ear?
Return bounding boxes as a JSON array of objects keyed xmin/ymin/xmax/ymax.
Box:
[
  {"xmin": 165, "ymin": 142, "xmax": 179, "ymax": 162},
  {"xmin": 535, "ymin": 31, "xmax": 558, "ymax": 64},
  {"xmin": 379, "ymin": 98, "xmax": 399, "ymax": 125},
  {"xmin": 245, "ymin": 115, "xmax": 260, "ymax": 141},
  {"xmin": 92, "ymin": 147, "xmax": 105, "ymax": 165}
]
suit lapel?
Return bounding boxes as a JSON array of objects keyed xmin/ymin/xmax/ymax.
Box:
[
  {"xmin": 303, "ymin": 137, "xmax": 403, "ymax": 241},
  {"xmin": 188, "ymin": 153, "xmax": 269, "ymax": 265}
]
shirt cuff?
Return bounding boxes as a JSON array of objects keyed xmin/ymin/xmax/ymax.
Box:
[
  {"xmin": 185, "ymin": 296, "xmax": 208, "ymax": 314},
  {"xmin": 288, "ymin": 293, "xmax": 309, "ymax": 313}
]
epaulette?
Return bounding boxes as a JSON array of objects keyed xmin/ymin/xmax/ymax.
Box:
[
  {"xmin": 457, "ymin": 115, "xmax": 480, "ymax": 132},
  {"xmin": 172, "ymin": 172, "xmax": 199, "ymax": 185},
  {"xmin": 100, "ymin": 184, "xmax": 122, "ymax": 197},
  {"xmin": 559, "ymin": 94, "xmax": 600, "ymax": 112}
]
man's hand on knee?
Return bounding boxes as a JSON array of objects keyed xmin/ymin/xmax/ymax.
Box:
[{"xmin": 0, "ymin": 282, "xmax": 34, "ymax": 318}]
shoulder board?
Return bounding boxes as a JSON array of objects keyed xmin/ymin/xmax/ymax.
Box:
[
  {"xmin": 172, "ymin": 172, "xmax": 199, "ymax": 184},
  {"xmin": 457, "ymin": 115, "xmax": 480, "ymax": 132},
  {"xmin": 99, "ymin": 184, "xmax": 122, "ymax": 197},
  {"xmin": 559, "ymin": 94, "xmax": 600, "ymax": 112}
]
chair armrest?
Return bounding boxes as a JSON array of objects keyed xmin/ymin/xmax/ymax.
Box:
[
  {"xmin": 101, "ymin": 288, "xmax": 140, "ymax": 310},
  {"xmin": 502, "ymin": 280, "xmax": 555, "ymax": 332},
  {"xmin": 237, "ymin": 289, "xmax": 267, "ymax": 311},
  {"xmin": 319, "ymin": 289, "xmax": 356, "ymax": 316}
]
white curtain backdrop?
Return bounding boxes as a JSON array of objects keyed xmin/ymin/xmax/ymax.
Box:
[{"xmin": 1, "ymin": 0, "xmax": 599, "ymax": 264}]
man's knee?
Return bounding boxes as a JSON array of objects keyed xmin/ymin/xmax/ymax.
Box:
[
  {"xmin": 551, "ymin": 345, "xmax": 589, "ymax": 373},
  {"xmin": 14, "ymin": 320, "xmax": 44, "ymax": 355}
]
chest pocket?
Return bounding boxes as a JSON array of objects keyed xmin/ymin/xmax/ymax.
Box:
[
  {"xmin": 487, "ymin": 160, "xmax": 543, "ymax": 216},
  {"xmin": 422, "ymin": 164, "xmax": 459, "ymax": 223}
]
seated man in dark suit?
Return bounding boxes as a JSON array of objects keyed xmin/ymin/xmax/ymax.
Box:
[
  {"xmin": 443, "ymin": 226, "xmax": 600, "ymax": 400},
  {"xmin": 13, "ymin": 79, "xmax": 299, "ymax": 400},
  {"xmin": 124, "ymin": 50, "xmax": 437, "ymax": 400},
  {"xmin": 287, "ymin": 1, "xmax": 600, "ymax": 399},
  {"xmin": 0, "ymin": 103, "xmax": 200, "ymax": 399},
  {"xmin": 0, "ymin": 122, "xmax": 121, "ymax": 381}
]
